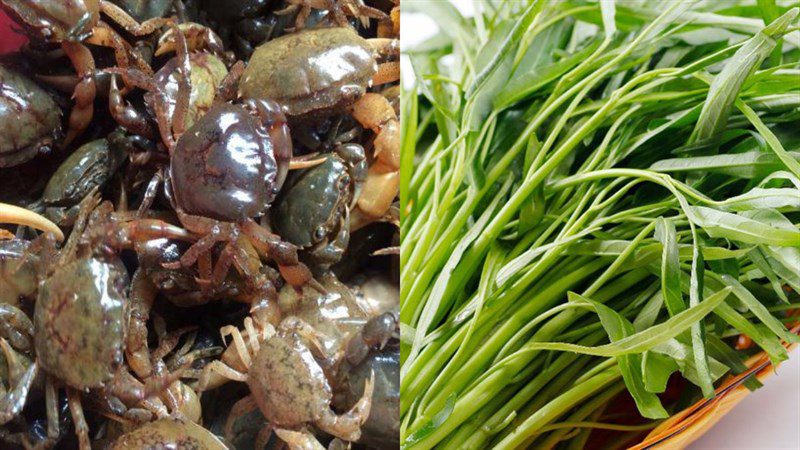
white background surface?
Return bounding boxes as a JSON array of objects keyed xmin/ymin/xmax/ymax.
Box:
[{"xmin": 401, "ymin": 2, "xmax": 800, "ymax": 448}]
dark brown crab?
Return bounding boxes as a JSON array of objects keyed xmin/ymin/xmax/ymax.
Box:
[{"xmin": 105, "ymin": 26, "xmax": 321, "ymax": 332}]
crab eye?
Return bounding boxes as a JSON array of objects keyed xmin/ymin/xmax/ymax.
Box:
[
  {"xmin": 339, "ymin": 175, "xmax": 351, "ymax": 189},
  {"xmin": 314, "ymin": 226, "xmax": 327, "ymax": 241}
]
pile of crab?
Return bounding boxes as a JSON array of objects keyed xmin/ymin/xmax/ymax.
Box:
[{"xmin": 0, "ymin": 0, "xmax": 399, "ymax": 449}]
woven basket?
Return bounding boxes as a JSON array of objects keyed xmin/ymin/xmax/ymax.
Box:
[{"xmin": 629, "ymin": 323, "xmax": 800, "ymax": 450}]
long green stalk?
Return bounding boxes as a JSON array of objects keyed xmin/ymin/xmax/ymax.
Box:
[{"xmin": 402, "ymin": 1, "xmax": 800, "ymax": 448}]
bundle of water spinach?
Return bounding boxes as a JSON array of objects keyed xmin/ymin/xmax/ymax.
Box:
[{"xmin": 400, "ymin": 1, "xmax": 800, "ymax": 449}]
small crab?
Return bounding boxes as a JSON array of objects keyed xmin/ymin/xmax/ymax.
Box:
[
  {"xmin": 273, "ymin": 144, "xmax": 367, "ymax": 267},
  {"xmin": 21, "ymin": 195, "xmax": 193, "ymax": 449},
  {"xmin": 0, "ymin": 64, "xmax": 62, "ymax": 168},
  {"xmin": 0, "ymin": 0, "xmax": 174, "ymax": 145},
  {"xmin": 199, "ymin": 316, "xmax": 374, "ymax": 449},
  {"xmin": 334, "ymin": 334, "xmax": 399, "ymax": 449},
  {"xmin": 41, "ymin": 129, "xmax": 133, "ymax": 227},
  {"xmin": 239, "ymin": 27, "xmax": 400, "ymax": 228},
  {"xmin": 239, "ymin": 27, "xmax": 397, "ymax": 117}
]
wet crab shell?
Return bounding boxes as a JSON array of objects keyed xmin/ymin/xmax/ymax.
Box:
[
  {"xmin": 0, "ymin": 65, "xmax": 62, "ymax": 168},
  {"xmin": 42, "ymin": 134, "xmax": 128, "ymax": 226},
  {"xmin": 111, "ymin": 418, "xmax": 227, "ymax": 449},
  {"xmin": 148, "ymin": 52, "xmax": 228, "ymax": 131},
  {"xmin": 239, "ymin": 27, "xmax": 377, "ymax": 117},
  {"xmin": 169, "ymin": 100, "xmax": 292, "ymax": 221},
  {"xmin": 0, "ymin": 0, "xmax": 99, "ymax": 42},
  {"xmin": 273, "ymin": 154, "xmax": 351, "ymax": 249},
  {"xmin": 34, "ymin": 257, "xmax": 129, "ymax": 389},
  {"xmin": 247, "ymin": 336, "xmax": 332, "ymax": 427}
]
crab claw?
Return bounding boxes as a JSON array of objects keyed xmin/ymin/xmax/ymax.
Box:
[
  {"xmin": 315, "ymin": 370, "xmax": 375, "ymax": 442},
  {"xmin": 0, "ymin": 202, "xmax": 64, "ymax": 241}
]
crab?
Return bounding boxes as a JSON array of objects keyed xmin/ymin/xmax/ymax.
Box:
[
  {"xmin": 239, "ymin": 27, "xmax": 400, "ymax": 229},
  {"xmin": 0, "ymin": 64, "xmax": 63, "ymax": 168},
  {"xmin": 0, "ymin": 193, "xmax": 203, "ymax": 449},
  {"xmin": 197, "ymin": 273, "xmax": 397, "ymax": 449},
  {"xmin": 31, "ymin": 200, "xmax": 192, "ymax": 449},
  {"xmin": 133, "ymin": 32, "xmax": 318, "ymax": 291},
  {"xmin": 273, "ymin": 143, "xmax": 367, "ymax": 267},
  {"xmin": 41, "ymin": 129, "xmax": 133, "ymax": 227},
  {"xmin": 0, "ymin": 0, "xmax": 175, "ymax": 145},
  {"xmin": 199, "ymin": 315, "xmax": 375, "ymax": 449}
]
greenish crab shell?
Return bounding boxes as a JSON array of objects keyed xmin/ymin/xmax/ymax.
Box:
[
  {"xmin": 0, "ymin": 65, "xmax": 62, "ymax": 168},
  {"xmin": 42, "ymin": 133, "xmax": 129, "ymax": 227},
  {"xmin": 34, "ymin": 257, "xmax": 129, "ymax": 389},
  {"xmin": 238, "ymin": 27, "xmax": 377, "ymax": 117},
  {"xmin": 273, "ymin": 154, "xmax": 350, "ymax": 251}
]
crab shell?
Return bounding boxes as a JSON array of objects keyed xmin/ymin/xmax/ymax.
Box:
[
  {"xmin": 238, "ymin": 27, "xmax": 377, "ymax": 118},
  {"xmin": 111, "ymin": 418, "xmax": 227, "ymax": 449},
  {"xmin": 34, "ymin": 257, "xmax": 129, "ymax": 389},
  {"xmin": 247, "ymin": 335, "xmax": 332, "ymax": 427},
  {"xmin": 0, "ymin": 65, "xmax": 62, "ymax": 168},
  {"xmin": 0, "ymin": 0, "xmax": 99, "ymax": 42},
  {"xmin": 168, "ymin": 100, "xmax": 292, "ymax": 221}
]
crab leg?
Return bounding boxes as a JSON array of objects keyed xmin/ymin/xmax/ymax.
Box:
[
  {"xmin": 170, "ymin": 23, "xmax": 192, "ymax": 141},
  {"xmin": 0, "ymin": 355, "xmax": 36, "ymax": 425},
  {"xmin": 315, "ymin": 372, "xmax": 375, "ymax": 441},
  {"xmin": 126, "ymin": 270, "xmax": 158, "ymax": 378},
  {"xmin": 0, "ymin": 203, "xmax": 64, "ymax": 241},
  {"xmin": 155, "ymin": 23, "xmax": 227, "ymax": 57},
  {"xmin": 98, "ymin": 1, "xmax": 174, "ymax": 36},
  {"xmin": 61, "ymin": 42, "xmax": 96, "ymax": 147},
  {"xmin": 67, "ymin": 388, "xmax": 91, "ymax": 450},
  {"xmin": 350, "ymin": 93, "xmax": 400, "ymax": 225}
]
